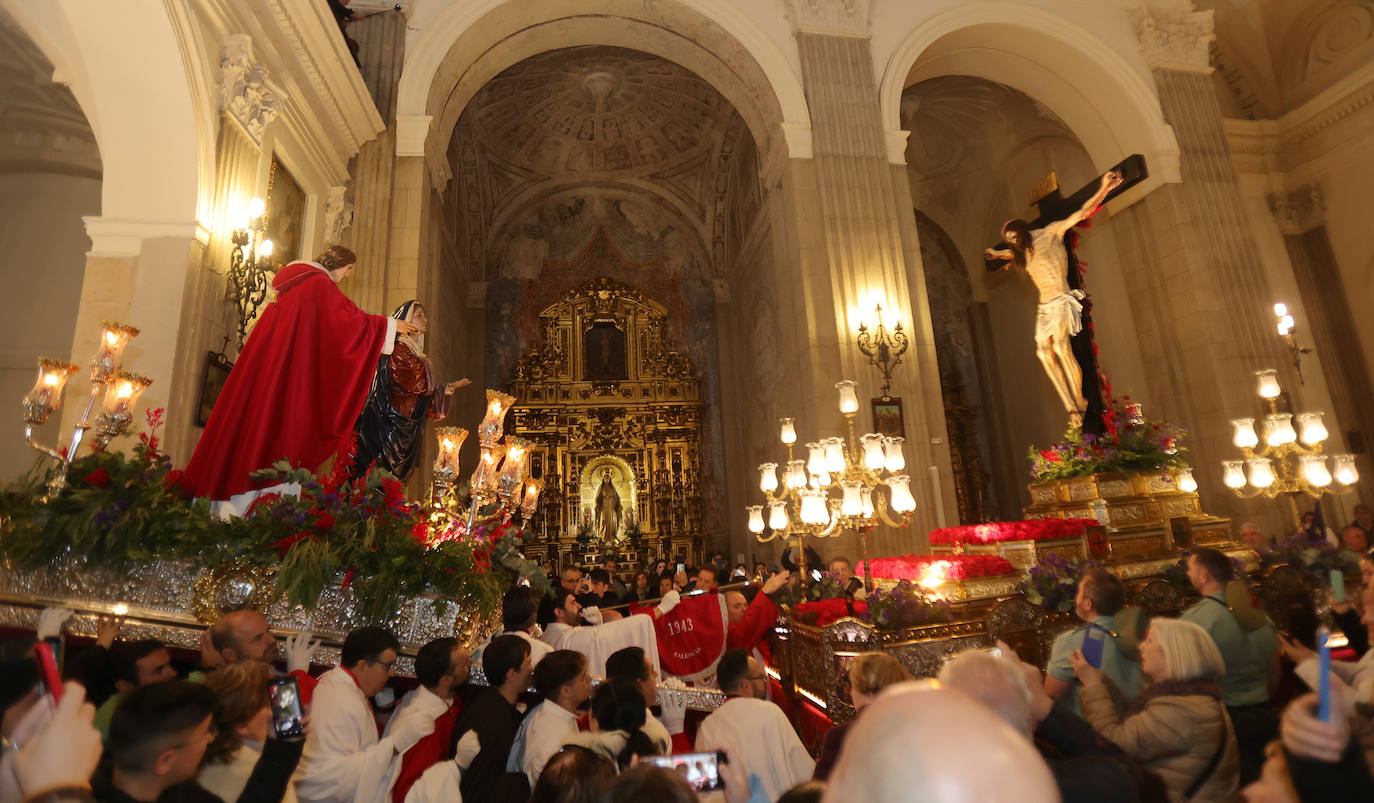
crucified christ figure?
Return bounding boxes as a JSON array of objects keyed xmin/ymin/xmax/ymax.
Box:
[{"xmin": 985, "ymin": 169, "xmax": 1123, "ymax": 424}]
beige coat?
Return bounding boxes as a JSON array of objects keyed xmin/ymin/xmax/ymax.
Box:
[{"xmin": 1080, "ymin": 683, "xmax": 1240, "ymax": 803}]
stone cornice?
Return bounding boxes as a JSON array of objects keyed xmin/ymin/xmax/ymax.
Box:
[
  {"xmin": 1266, "ymin": 183, "xmax": 1325, "ymax": 235},
  {"xmin": 784, "ymin": 0, "xmax": 871, "ymax": 37},
  {"xmin": 1130, "ymin": 5, "xmax": 1215, "ymax": 74},
  {"xmin": 83, "ymin": 217, "xmax": 204, "ymax": 258}
]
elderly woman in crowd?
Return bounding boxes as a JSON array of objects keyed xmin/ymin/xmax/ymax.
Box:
[
  {"xmin": 1071, "ymin": 617, "xmax": 1238, "ymax": 802},
  {"xmin": 812, "ymin": 652, "xmax": 912, "ymax": 780},
  {"xmin": 199, "ymin": 661, "xmax": 301, "ymax": 803}
]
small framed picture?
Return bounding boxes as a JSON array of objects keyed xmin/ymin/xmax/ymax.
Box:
[
  {"xmin": 871, "ymin": 397, "xmax": 905, "ymax": 438},
  {"xmin": 196, "ymin": 352, "xmax": 234, "ymax": 427},
  {"xmin": 1169, "ymin": 515, "xmax": 1194, "ymax": 550}
]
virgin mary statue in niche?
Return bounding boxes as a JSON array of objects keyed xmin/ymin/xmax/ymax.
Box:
[{"xmin": 594, "ymin": 468, "xmax": 623, "ymax": 540}]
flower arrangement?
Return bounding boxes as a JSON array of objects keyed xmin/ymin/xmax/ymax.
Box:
[
  {"xmin": 864, "ymin": 554, "xmax": 1016, "ymax": 582},
  {"xmin": 794, "ymin": 598, "xmax": 868, "ymax": 628},
  {"xmin": 1029, "ymin": 397, "xmax": 1189, "ymax": 481},
  {"xmin": 1018, "ymin": 553, "xmax": 1099, "ymax": 613},
  {"xmin": 1271, "ymin": 534, "xmax": 1362, "ymax": 584},
  {"xmin": 865, "ymin": 581, "xmax": 953, "ymax": 630},
  {"xmin": 0, "ymin": 411, "xmax": 549, "ymax": 623},
  {"xmin": 929, "ymin": 519, "xmax": 1098, "ymax": 546},
  {"xmin": 770, "ymin": 570, "xmax": 852, "ymax": 607}
]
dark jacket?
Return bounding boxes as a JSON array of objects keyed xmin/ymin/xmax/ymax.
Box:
[
  {"xmin": 455, "ymin": 686, "xmax": 530, "ymax": 803},
  {"xmin": 1035, "ymin": 700, "xmax": 1164, "ymax": 803},
  {"xmin": 91, "ymin": 738, "xmax": 303, "ymax": 803}
]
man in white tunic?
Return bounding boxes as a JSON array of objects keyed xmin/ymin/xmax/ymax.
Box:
[
  {"xmin": 984, "ymin": 169, "xmax": 1123, "ymax": 421},
  {"xmin": 295, "ymin": 627, "xmax": 435, "ymax": 803},
  {"xmin": 507, "ymin": 649, "xmax": 592, "ymax": 787},
  {"xmin": 695, "ymin": 649, "xmax": 814, "ymax": 803},
  {"xmin": 538, "ymin": 588, "xmax": 678, "ymax": 677}
]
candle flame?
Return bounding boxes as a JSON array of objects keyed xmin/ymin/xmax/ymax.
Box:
[
  {"xmin": 43, "ymin": 373, "xmax": 60, "ymax": 386},
  {"xmin": 112, "ymin": 603, "xmax": 128, "ymax": 616},
  {"xmin": 919, "ymin": 561, "xmax": 949, "ymax": 589},
  {"xmin": 105, "ymin": 331, "xmax": 119, "ymax": 345},
  {"xmin": 442, "ymin": 438, "xmax": 454, "ymax": 450},
  {"xmin": 116, "ymin": 382, "xmax": 134, "ymax": 399}
]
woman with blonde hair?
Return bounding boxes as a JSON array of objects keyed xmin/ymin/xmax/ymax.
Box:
[
  {"xmin": 1072, "ymin": 617, "xmax": 1239, "ymax": 802},
  {"xmin": 812, "ymin": 651, "xmax": 912, "ymax": 780},
  {"xmin": 198, "ymin": 661, "xmax": 303, "ymax": 802}
]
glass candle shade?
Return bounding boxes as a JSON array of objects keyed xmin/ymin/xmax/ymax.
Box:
[
  {"xmin": 1246, "ymin": 457, "xmax": 1275, "ymax": 489},
  {"xmin": 1296, "ymin": 412, "xmax": 1328, "ymax": 445},
  {"xmin": 887, "ymin": 474, "xmax": 916, "ymax": 513},
  {"xmin": 785, "ymin": 459, "xmax": 807, "ymax": 490},
  {"xmin": 1254, "ymin": 369, "xmax": 1281, "ymax": 400},
  {"xmin": 1231, "ymin": 418, "xmax": 1259, "ymax": 449},
  {"xmin": 1176, "ymin": 468, "xmax": 1198, "ymax": 493},
  {"xmin": 747, "ymin": 505, "xmax": 765, "ymax": 533},
  {"xmin": 823, "ymin": 437, "xmax": 846, "ymax": 473},
  {"xmin": 102, "ymin": 371, "xmax": 152, "ymax": 420},
  {"xmin": 497, "ymin": 438, "xmax": 530, "ymax": 498},
  {"xmin": 835, "ymin": 380, "xmax": 859, "ymax": 415},
  {"xmin": 883, "ymin": 436, "xmax": 906, "ymax": 473},
  {"xmin": 520, "ymin": 477, "xmax": 544, "ymax": 517},
  {"xmin": 1222, "ymin": 460, "xmax": 1246, "ymax": 489},
  {"xmin": 471, "ymin": 445, "xmax": 504, "ymax": 493},
  {"xmin": 1300, "ymin": 455, "xmax": 1332, "ymax": 488},
  {"xmin": 758, "ymin": 462, "xmax": 779, "ymax": 493},
  {"xmin": 434, "ymin": 427, "xmax": 467, "ymax": 480},
  {"xmin": 799, "ymin": 489, "xmax": 828, "ymax": 525},
  {"xmin": 840, "ymin": 481, "xmax": 862, "ymax": 517},
  {"xmin": 92, "ymin": 322, "xmax": 139, "ymax": 381},
  {"xmin": 806, "ymin": 442, "xmax": 827, "ymax": 477},
  {"xmin": 1126, "ymin": 401, "xmax": 1144, "ymax": 426},
  {"xmin": 859, "ymin": 485, "xmax": 874, "ymax": 517},
  {"xmin": 779, "ymin": 417, "xmax": 797, "ymax": 446},
  {"xmin": 1333, "ymin": 454, "xmax": 1359, "ymax": 485},
  {"xmin": 810, "ymin": 470, "xmax": 831, "ymax": 489},
  {"xmin": 1263, "ymin": 414, "xmax": 1297, "ymax": 447},
  {"xmin": 23, "ymin": 358, "xmax": 78, "ymax": 423},
  {"xmin": 861, "ymin": 434, "xmax": 886, "ymax": 471},
  {"xmin": 476, "ymin": 390, "xmax": 516, "ymax": 446},
  {"xmin": 768, "ymin": 500, "xmax": 789, "ymax": 531}
]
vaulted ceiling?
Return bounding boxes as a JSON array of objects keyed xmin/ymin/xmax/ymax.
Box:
[{"xmin": 0, "ymin": 9, "xmax": 100, "ymax": 177}]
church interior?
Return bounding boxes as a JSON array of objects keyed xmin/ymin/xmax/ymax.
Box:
[{"xmin": 2, "ymin": 0, "xmax": 1374, "ymax": 798}]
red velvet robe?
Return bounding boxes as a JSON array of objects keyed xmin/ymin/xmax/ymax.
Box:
[{"xmin": 182, "ymin": 262, "xmax": 390, "ymax": 501}]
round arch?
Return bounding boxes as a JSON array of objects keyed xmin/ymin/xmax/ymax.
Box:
[
  {"xmin": 879, "ymin": 3, "xmax": 1180, "ymax": 193},
  {"xmin": 397, "ymin": 0, "xmax": 810, "ymax": 170}
]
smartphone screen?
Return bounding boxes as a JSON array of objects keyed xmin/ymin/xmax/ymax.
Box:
[
  {"xmin": 1331, "ymin": 571, "xmax": 1346, "ymax": 603},
  {"xmin": 646, "ymin": 751, "xmax": 728, "ymax": 791},
  {"xmin": 676, "ymin": 562, "xmax": 685, "ymax": 575},
  {"xmin": 1081, "ymin": 627, "xmax": 1107, "ymax": 669},
  {"xmin": 267, "ymin": 676, "xmax": 305, "ymax": 739}
]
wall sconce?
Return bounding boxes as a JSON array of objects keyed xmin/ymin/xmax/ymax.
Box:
[
  {"xmin": 228, "ymin": 197, "xmax": 276, "ymax": 350},
  {"xmin": 856, "ymin": 304, "xmax": 908, "ymax": 398},
  {"xmin": 1273, "ymin": 302, "xmax": 1312, "ymax": 384}
]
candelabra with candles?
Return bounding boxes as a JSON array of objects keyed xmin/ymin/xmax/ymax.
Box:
[
  {"xmin": 746, "ymin": 380, "xmax": 917, "ymax": 591},
  {"xmin": 429, "ymin": 390, "xmax": 543, "ymax": 530},
  {"xmin": 21, "ymin": 322, "xmax": 151, "ymax": 496},
  {"xmin": 856, "ymin": 304, "xmax": 908, "ymax": 398},
  {"xmin": 1221, "ymin": 368, "xmax": 1358, "ymax": 526},
  {"xmin": 227, "ymin": 197, "xmax": 277, "ymax": 351}
]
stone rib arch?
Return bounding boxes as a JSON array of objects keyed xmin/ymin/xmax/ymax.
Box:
[{"xmin": 878, "ymin": 3, "xmax": 1180, "ymax": 201}]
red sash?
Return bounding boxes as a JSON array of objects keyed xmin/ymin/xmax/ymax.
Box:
[{"xmin": 632, "ymin": 592, "xmax": 728, "ymax": 681}]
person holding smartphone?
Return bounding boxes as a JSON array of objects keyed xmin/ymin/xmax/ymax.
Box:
[
  {"xmin": 1043, "ymin": 568, "xmax": 1144, "ymax": 716},
  {"xmin": 198, "ymin": 662, "xmax": 308, "ymax": 803}
]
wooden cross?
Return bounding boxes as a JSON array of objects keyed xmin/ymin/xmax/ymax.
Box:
[{"xmin": 983, "ymin": 154, "xmax": 1149, "ymax": 435}]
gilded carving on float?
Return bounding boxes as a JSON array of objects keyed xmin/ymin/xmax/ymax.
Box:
[{"xmin": 508, "ymin": 277, "xmax": 705, "ymax": 566}]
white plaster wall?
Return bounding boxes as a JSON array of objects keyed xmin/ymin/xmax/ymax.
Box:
[{"xmin": 0, "ymin": 172, "xmax": 100, "ymax": 482}]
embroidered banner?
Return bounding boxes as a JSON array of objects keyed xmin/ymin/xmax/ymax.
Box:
[{"xmin": 632, "ymin": 591, "xmax": 728, "ymax": 681}]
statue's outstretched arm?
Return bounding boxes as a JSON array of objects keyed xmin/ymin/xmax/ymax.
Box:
[{"xmin": 1057, "ymin": 169, "xmax": 1124, "ymax": 232}]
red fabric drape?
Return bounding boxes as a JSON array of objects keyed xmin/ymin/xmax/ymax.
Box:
[
  {"xmin": 631, "ymin": 593, "xmax": 728, "ymax": 681},
  {"xmin": 182, "ymin": 262, "xmax": 388, "ymax": 500}
]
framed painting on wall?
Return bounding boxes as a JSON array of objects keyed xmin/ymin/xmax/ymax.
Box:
[
  {"xmin": 196, "ymin": 351, "xmax": 234, "ymax": 427},
  {"xmin": 872, "ymin": 397, "xmax": 905, "ymax": 438},
  {"xmin": 266, "ymin": 156, "xmax": 306, "ymax": 265}
]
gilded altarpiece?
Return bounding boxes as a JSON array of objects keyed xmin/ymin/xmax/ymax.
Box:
[{"xmin": 508, "ymin": 278, "xmax": 705, "ymax": 568}]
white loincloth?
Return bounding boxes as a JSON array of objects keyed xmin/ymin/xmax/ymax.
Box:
[{"xmin": 1035, "ymin": 290, "xmax": 1086, "ymax": 343}]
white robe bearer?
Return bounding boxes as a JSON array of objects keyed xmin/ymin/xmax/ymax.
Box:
[
  {"xmin": 507, "ymin": 699, "xmax": 581, "ymax": 787},
  {"xmin": 296, "ymin": 668, "xmax": 412, "ymax": 803},
  {"xmin": 695, "ymin": 697, "xmax": 815, "ymax": 803},
  {"xmin": 541, "ymin": 614, "xmax": 662, "ymax": 677}
]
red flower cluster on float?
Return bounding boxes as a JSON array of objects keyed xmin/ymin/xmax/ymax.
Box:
[
  {"xmin": 928, "ymin": 518, "xmax": 1098, "ymax": 546},
  {"xmin": 865, "ymin": 553, "xmax": 1016, "ymax": 581},
  {"xmin": 794, "ymin": 598, "xmax": 869, "ymax": 627}
]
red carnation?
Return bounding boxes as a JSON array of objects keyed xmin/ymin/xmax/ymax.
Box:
[
  {"xmin": 411, "ymin": 520, "xmax": 430, "ymax": 545},
  {"xmin": 273, "ymin": 532, "xmax": 311, "ymax": 557},
  {"xmin": 341, "ymin": 567, "xmax": 356, "ymax": 589},
  {"xmin": 382, "ymin": 478, "xmax": 405, "ymax": 513},
  {"xmin": 1040, "ymin": 449, "xmax": 1061, "ymax": 463},
  {"xmin": 83, "ymin": 467, "xmax": 110, "ymax": 489},
  {"xmin": 312, "ymin": 511, "xmax": 335, "ymax": 530}
]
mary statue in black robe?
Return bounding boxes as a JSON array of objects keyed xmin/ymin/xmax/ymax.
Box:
[{"xmin": 350, "ymin": 300, "xmax": 468, "ymax": 482}]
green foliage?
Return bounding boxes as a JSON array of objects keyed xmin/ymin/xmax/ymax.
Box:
[
  {"xmin": 0, "ymin": 434, "xmax": 548, "ymax": 625},
  {"xmin": 1029, "ymin": 398, "xmax": 1190, "ymax": 482}
]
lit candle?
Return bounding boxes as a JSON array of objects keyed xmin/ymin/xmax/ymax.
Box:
[
  {"xmin": 835, "ymin": 380, "xmax": 859, "ymax": 415},
  {"xmin": 23, "ymin": 358, "xmax": 78, "ymax": 423},
  {"xmin": 497, "ymin": 438, "xmax": 529, "ymax": 497},
  {"xmin": 521, "ymin": 477, "xmax": 544, "ymax": 517},
  {"xmin": 919, "ymin": 561, "xmax": 949, "ymax": 589},
  {"xmin": 1231, "ymin": 418, "xmax": 1258, "ymax": 449},
  {"xmin": 92, "ymin": 322, "xmax": 140, "ymax": 381},
  {"xmin": 1176, "ymin": 468, "xmax": 1198, "ymax": 493},
  {"xmin": 823, "ymin": 437, "xmax": 846, "ymax": 473},
  {"xmin": 471, "ymin": 445, "xmax": 504, "ymax": 492},
  {"xmin": 887, "ymin": 474, "xmax": 916, "ymax": 513},
  {"xmin": 758, "ymin": 462, "xmax": 779, "ymax": 493},
  {"xmin": 433, "ymin": 426, "xmax": 467, "ymax": 480},
  {"xmin": 805, "ymin": 442, "xmax": 827, "ymax": 478},
  {"xmin": 859, "ymin": 486, "xmax": 874, "ymax": 517},
  {"xmin": 1332, "ymin": 454, "xmax": 1359, "ymax": 486},
  {"xmin": 248, "ymin": 196, "xmax": 266, "ymax": 220},
  {"xmin": 1246, "ymin": 457, "xmax": 1275, "ymax": 489},
  {"xmin": 477, "ymin": 390, "xmax": 516, "ymax": 446},
  {"xmin": 747, "ymin": 505, "xmax": 765, "ymax": 533},
  {"xmin": 799, "ymin": 489, "xmax": 828, "ymax": 525},
  {"xmin": 840, "ymin": 481, "xmax": 862, "ymax": 517},
  {"xmin": 1221, "ymin": 459, "xmax": 1246, "ymax": 489},
  {"xmin": 883, "ymin": 436, "xmax": 906, "ymax": 472},
  {"xmin": 1301, "ymin": 455, "xmax": 1332, "ymax": 488},
  {"xmin": 1254, "ymin": 369, "xmax": 1281, "ymax": 400},
  {"xmin": 779, "ymin": 417, "xmax": 797, "ymax": 446},
  {"xmin": 1296, "ymin": 412, "xmax": 1328, "ymax": 445},
  {"xmin": 768, "ymin": 500, "xmax": 789, "ymax": 531},
  {"xmin": 102, "ymin": 372, "xmax": 152, "ymax": 420},
  {"xmin": 861, "ymin": 434, "xmax": 886, "ymax": 471},
  {"xmin": 785, "ymin": 459, "xmax": 807, "ymax": 490},
  {"xmin": 1264, "ymin": 413, "xmax": 1297, "ymax": 447}
]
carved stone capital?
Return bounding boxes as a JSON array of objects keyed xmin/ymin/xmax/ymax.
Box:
[
  {"xmin": 1267, "ymin": 183, "xmax": 1325, "ymax": 235},
  {"xmin": 220, "ymin": 35, "xmax": 281, "ymax": 144},
  {"xmin": 785, "ymin": 0, "xmax": 872, "ymax": 37},
  {"xmin": 1130, "ymin": 5, "xmax": 1215, "ymax": 73},
  {"xmin": 322, "ymin": 185, "xmax": 354, "ymax": 245}
]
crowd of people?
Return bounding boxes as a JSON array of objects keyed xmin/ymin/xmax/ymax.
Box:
[{"xmin": 4, "ymin": 526, "xmax": 1374, "ymax": 803}]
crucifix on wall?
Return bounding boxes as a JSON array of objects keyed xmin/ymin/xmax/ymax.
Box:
[{"xmin": 982, "ymin": 154, "xmax": 1148, "ymax": 436}]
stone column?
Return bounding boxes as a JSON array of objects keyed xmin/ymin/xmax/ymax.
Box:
[
  {"xmin": 1110, "ymin": 4, "xmax": 1290, "ymax": 528},
  {"xmin": 781, "ymin": 0, "xmax": 956, "ymax": 557}
]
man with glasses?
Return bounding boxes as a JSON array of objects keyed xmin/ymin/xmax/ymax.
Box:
[
  {"xmin": 695, "ymin": 648, "xmax": 813, "ymax": 801},
  {"xmin": 297, "ymin": 626, "xmax": 435, "ymax": 802}
]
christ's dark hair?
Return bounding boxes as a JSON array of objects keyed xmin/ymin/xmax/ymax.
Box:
[{"xmin": 1001, "ymin": 218, "xmax": 1034, "ymax": 269}]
